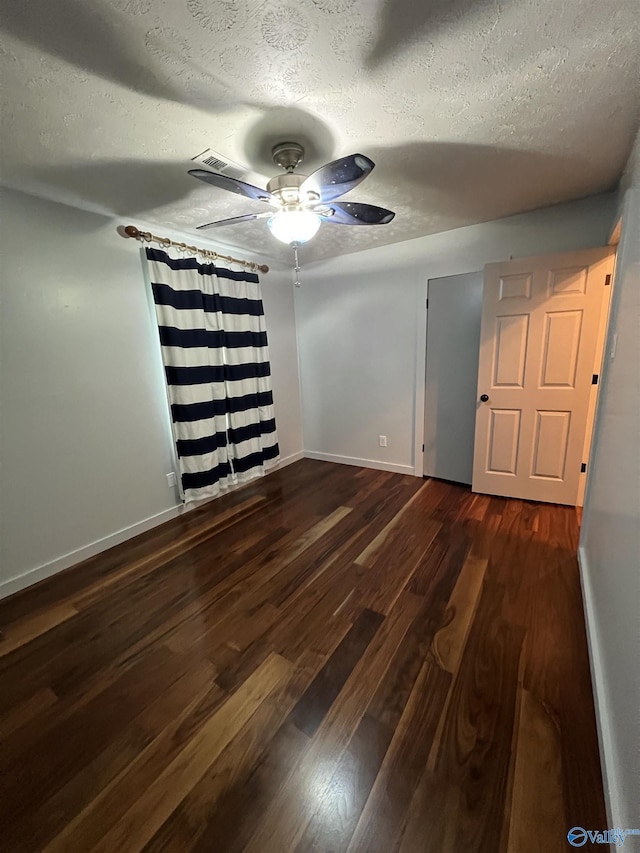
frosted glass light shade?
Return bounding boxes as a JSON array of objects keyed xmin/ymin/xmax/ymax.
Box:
[{"xmin": 268, "ymin": 210, "xmax": 321, "ymax": 244}]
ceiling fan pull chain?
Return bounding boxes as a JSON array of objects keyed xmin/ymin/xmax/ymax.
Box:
[{"xmin": 293, "ymin": 243, "xmax": 302, "ymax": 288}]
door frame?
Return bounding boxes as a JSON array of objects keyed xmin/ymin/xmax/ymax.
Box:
[
  {"xmin": 580, "ymin": 214, "xmax": 623, "ymax": 513},
  {"xmin": 576, "ymin": 250, "xmax": 616, "ymax": 505},
  {"xmin": 412, "ymin": 245, "xmax": 619, "ymax": 488}
]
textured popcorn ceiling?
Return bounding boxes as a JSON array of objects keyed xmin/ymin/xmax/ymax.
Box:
[{"xmin": 1, "ymin": 0, "xmax": 638, "ymax": 263}]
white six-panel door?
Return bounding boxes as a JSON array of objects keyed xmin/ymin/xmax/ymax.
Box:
[{"xmin": 472, "ymin": 247, "xmax": 615, "ymax": 505}]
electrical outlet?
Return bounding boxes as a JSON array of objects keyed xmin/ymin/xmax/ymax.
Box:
[
  {"xmin": 166, "ymin": 472, "xmax": 177, "ymax": 487},
  {"xmin": 379, "ymin": 435, "xmax": 387, "ymax": 447}
]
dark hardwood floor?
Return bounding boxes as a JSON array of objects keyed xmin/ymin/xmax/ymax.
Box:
[{"xmin": 0, "ymin": 460, "xmax": 606, "ymax": 852}]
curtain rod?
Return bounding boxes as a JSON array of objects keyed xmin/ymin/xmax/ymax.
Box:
[{"xmin": 120, "ymin": 225, "xmax": 269, "ymax": 274}]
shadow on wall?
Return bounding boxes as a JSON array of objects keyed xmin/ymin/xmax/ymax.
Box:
[
  {"xmin": 366, "ymin": 141, "xmax": 601, "ymax": 223},
  {"xmin": 19, "ymin": 109, "xmax": 334, "ymax": 218},
  {"xmin": 366, "ymin": 0, "xmax": 504, "ymax": 67},
  {"xmin": 0, "ymin": 0, "xmax": 246, "ymax": 111},
  {"xmin": 8, "ymin": 159, "xmax": 206, "ymax": 219},
  {"xmin": 12, "ymin": 107, "xmax": 339, "ymax": 225}
]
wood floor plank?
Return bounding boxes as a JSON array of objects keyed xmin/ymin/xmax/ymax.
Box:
[
  {"xmin": 431, "ymin": 553, "xmax": 488, "ymax": 674},
  {"xmin": 0, "ymin": 602, "xmax": 79, "ymax": 657},
  {"xmin": 142, "ymin": 654, "xmax": 316, "ymax": 852},
  {"xmin": 293, "ymin": 712, "xmax": 392, "ymax": 853},
  {"xmin": 122, "ymin": 524, "xmax": 291, "ymax": 664},
  {"xmin": 42, "ymin": 672, "xmax": 225, "ymax": 853},
  {"xmin": 356, "ymin": 515, "xmax": 441, "ymax": 614},
  {"xmin": 0, "ymin": 459, "xmax": 337, "ymax": 628},
  {"xmin": 2, "ymin": 643, "xmax": 195, "ymax": 811},
  {"xmin": 90, "ymin": 652, "xmax": 292, "ymax": 853},
  {"xmin": 0, "ymin": 686, "xmax": 57, "ymax": 739},
  {"xmin": 352, "ymin": 483, "xmax": 444, "ymax": 614},
  {"xmin": 506, "ymin": 688, "xmax": 565, "ymax": 853},
  {"xmin": 346, "ymin": 659, "xmax": 451, "ymax": 853},
  {"xmin": 267, "ymin": 478, "xmax": 424, "ymax": 614},
  {"xmin": 0, "ymin": 560, "xmax": 226, "ymax": 711},
  {"xmin": 241, "ymin": 592, "xmax": 423, "ymax": 853},
  {"xmin": 297, "ymin": 587, "xmax": 450, "ymax": 853},
  {"xmin": 395, "ymin": 765, "xmax": 453, "ymax": 853},
  {"xmin": 190, "ymin": 720, "xmax": 311, "ymax": 853},
  {"xmin": 141, "ymin": 504, "xmax": 354, "ymax": 665},
  {"xmin": 430, "ymin": 578, "xmax": 526, "ymax": 853},
  {"xmin": 408, "ymin": 524, "xmax": 471, "ymax": 599},
  {"xmin": 525, "ymin": 504, "xmax": 607, "ymax": 832},
  {"xmin": 191, "ymin": 505, "xmax": 354, "ymax": 640},
  {"xmin": 290, "ymin": 608, "xmax": 384, "ymax": 737},
  {"xmin": 31, "ymin": 659, "xmax": 217, "ymax": 852},
  {"xmin": 216, "ymin": 578, "xmax": 361, "ymax": 697},
  {"xmin": 292, "ymin": 476, "xmax": 426, "ymax": 588},
  {"xmin": 354, "ymin": 482, "xmax": 431, "ymax": 566},
  {"xmin": 268, "ymin": 560, "xmax": 364, "ymax": 663},
  {"xmin": 0, "ymin": 461, "xmax": 608, "ymax": 853},
  {"xmin": 367, "ymin": 593, "xmax": 448, "ymax": 732},
  {"xmin": 71, "ymin": 494, "xmax": 270, "ymax": 608}
]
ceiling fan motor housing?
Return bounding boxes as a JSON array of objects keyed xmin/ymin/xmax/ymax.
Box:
[
  {"xmin": 267, "ymin": 172, "xmax": 311, "ymax": 206},
  {"xmin": 271, "ymin": 141, "xmax": 305, "ymax": 172}
]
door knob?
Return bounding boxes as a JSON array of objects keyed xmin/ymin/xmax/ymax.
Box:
[{"xmin": 480, "ymin": 394, "xmax": 489, "ymax": 402}]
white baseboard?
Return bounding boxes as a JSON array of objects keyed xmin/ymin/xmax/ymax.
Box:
[
  {"xmin": 277, "ymin": 450, "xmax": 305, "ymax": 468},
  {"xmin": 577, "ymin": 545, "xmax": 617, "ymax": 827},
  {"xmin": 304, "ymin": 450, "xmax": 415, "ymax": 477},
  {"xmin": 0, "ymin": 504, "xmax": 185, "ymax": 600},
  {"xmin": 0, "ymin": 453, "xmax": 307, "ymax": 601}
]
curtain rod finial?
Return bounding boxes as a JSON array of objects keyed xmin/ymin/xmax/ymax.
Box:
[{"xmin": 122, "ymin": 225, "xmax": 140, "ymax": 239}]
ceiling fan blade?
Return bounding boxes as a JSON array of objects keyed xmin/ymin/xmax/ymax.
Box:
[
  {"xmin": 318, "ymin": 202, "xmax": 395, "ymax": 225},
  {"xmin": 197, "ymin": 212, "xmax": 273, "ymax": 230},
  {"xmin": 189, "ymin": 169, "xmax": 276, "ymax": 204},
  {"xmin": 300, "ymin": 154, "xmax": 375, "ymax": 203}
]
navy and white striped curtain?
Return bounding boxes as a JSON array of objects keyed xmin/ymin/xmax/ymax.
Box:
[{"xmin": 145, "ymin": 247, "xmax": 279, "ymax": 502}]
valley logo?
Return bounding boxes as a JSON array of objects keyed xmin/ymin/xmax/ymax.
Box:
[{"xmin": 567, "ymin": 826, "xmax": 640, "ymax": 847}]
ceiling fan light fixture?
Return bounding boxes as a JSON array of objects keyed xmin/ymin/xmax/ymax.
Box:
[{"xmin": 267, "ymin": 210, "xmax": 321, "ymax": 245}]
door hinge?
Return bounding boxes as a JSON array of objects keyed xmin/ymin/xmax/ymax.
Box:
[
  {"xmin": 426, "ymin": 298, "xmax": 429, "ymax": 309},
  {"xmin": 581, "ymin": 462, "xmax": 587, "ymax": 473},
  {"xmin": 422, "ymin": 443, "xmax": 425, "ymax": 452},
  {"xmin": 592, "ymin": 374, "xmax": 599, "ymax": 385},
  {"xmin": 604, "ymin": 274, "xmax": 611, "ymax": 286}
]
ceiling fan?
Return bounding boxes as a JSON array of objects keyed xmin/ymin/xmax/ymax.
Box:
[{"xmin": 188, "ymin": 142, "xmax": 395, "ymax": 245}]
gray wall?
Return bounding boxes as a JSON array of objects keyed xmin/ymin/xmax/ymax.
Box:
[
  {"xmin": 580, "ymin": 132, "xmax": 640, "ymax": 829},
  {"xmin": 295, "ymin": 193, "xmax": 617, "ymax": 473},
  {"xmin": 0, "ymin": 188, "xmax": 302, "ymax": 596}
]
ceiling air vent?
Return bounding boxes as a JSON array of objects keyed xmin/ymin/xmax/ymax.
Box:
[
  {"xmin": 201, "ymin": 154, "xmax": 228, "ymax": 171},
  {"xmin": 190, "ymin": 148, "xmax": 249, "ymax": 180}
]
